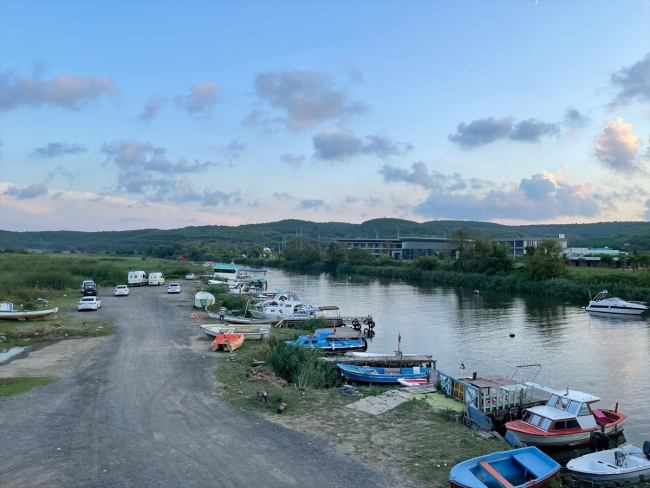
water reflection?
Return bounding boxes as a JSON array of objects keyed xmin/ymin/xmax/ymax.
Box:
[{"xmin": 266, "ymin": 268, "xmax": 649, "ymax": 445}]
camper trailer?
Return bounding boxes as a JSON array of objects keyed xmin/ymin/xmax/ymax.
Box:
[
  {"xmin": 128, "ymin": 271, "xmax": 147, "ymax": 287},
  {"xmin": 148, "ymin": 272, "xmax": 165, "ymax": 286}
]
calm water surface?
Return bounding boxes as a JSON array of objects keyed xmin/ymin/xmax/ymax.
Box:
[{"xmin": 266, "ymin": 269, "xmax": 650, "ymax": 445}]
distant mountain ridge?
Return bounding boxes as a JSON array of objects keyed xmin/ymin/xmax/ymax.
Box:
[{"xmin": 1, "ymin": 218, "xmax": 649, "ymax": 252}]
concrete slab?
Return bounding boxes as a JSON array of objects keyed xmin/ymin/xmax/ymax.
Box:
[{"xmin": 346, "ymin": 390, "xmax": 412, "ymax": 415}]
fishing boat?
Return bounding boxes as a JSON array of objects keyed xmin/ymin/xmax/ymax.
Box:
[
  {"xmin": 337, "ymin": 364, "xmax": 431, "ymax": 384},
  {"xmin": 505, "ymin": 383, "xmax": 626, "ymax": 449},
  {"xmin": 0, "ymin": 302, "xmax": 59, "ymax": 320},
  {"xmin": 249, "ymin": 293, "xmax": 304, "ymax": 320},
  {"xmin": 449, "ymin": 446, "xmax": 560, "ymax": 488},
  {"xmin": 200, "ymin": 324, "xmax": 269, "ymax": 340},
  {"xmin": 585, "ymin": 290, "xmax": 648, "ymax": 315},
  {"xmin": 566, "ymin": 442, "xmax": 650, "ymax": 484},
  {"xmin": 285, "ymin": 330, "xmax": 367, "ymax": 353},
  {"xmin": 211, "ymin": 333, "xmax": 244, "ymax": 352}
]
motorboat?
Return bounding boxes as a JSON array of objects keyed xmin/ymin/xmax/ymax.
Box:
[
  {"xmin": 505, "ymin": 382, "xmax": 626, "ymax": 449},
  {"xmin": 586, "ymin": 290, "xmax": 648, "ymax": 315},
  {"xmin": 449, "ymin": 446, "xmax": 560, "ymax": 488},
  {"xmin": 285, "ymin": 330, "xmax": 367, "ymax": 353},
  {"xmin": 0, "ymin": 302, "xmax": 59, "ymax": 320},
  {"xmin": 566, "ymin": 442, "xmax": 650, "ymax": 484},
  {"xmin": 200, "ymin": 324, "xmax": 270, "ymax": 340},
  {"xmin": 206, "ymin": 313, "xmax": 277, "ymax": 325},
  {"xmin": 211, "ymin": 333, "xmax": 244, "ymax": 352},
  {"xmin": 337, "ymin": 364, "xmax": 431, "ymax": 384},
  {"xmin": 249, "ymin": 292, "xmax": 303, "ymax": 320},
  {"xmin": 213, "ymin": 262, "xmax": 239, "ymax": 281}
]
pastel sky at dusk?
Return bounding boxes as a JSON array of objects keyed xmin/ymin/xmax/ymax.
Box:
[{"xmin": 1, "ymin": 0, "xmax": 649, "ymax": 231}]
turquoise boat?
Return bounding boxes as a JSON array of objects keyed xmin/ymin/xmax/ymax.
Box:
[
  {"xmin": 337, "ymin": 364, "xmax": 431, "ymax": 384},
  {"xmin": 449, "ymin": 447, "xmax": 560, "ymax": 488},
  {"xmin": 285, "ymin": 331, "xmax": 367, "ymax": 353}
]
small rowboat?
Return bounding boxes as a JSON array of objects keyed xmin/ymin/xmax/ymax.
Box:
[
  {"xmin": 337, "ymin": 364, "xmax": 430, "ymax": 384},
  {"xmin": 397, "ymin": 378, "xmax": 433, "ymax": 387},
  {"xmin": 211, "ymin": 333, "xmax": 244, "ymax": 352},
  {"xmin": 449, "ymin": 446, "xmax": 560, "ymax": 488},
  {"xmin": 566, "ymin": 442, "xmax": 650, "ymax": 484},
  {"xmin": 0, "ymin": 307, "xmax": 59, "ymax": 320},
  {"xmin": 200, "ymin": 324, "xmax": 270, "ymax": 340}
]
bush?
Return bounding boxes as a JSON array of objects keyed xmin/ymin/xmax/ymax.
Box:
[{"xmin": 266, "ymin": 341, "xmax": 342, "ymax": 389}]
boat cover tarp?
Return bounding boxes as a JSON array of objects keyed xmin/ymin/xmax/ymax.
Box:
[{"xmin": 194, "ymin": 292, "xmax": 215, "ymax": 309}]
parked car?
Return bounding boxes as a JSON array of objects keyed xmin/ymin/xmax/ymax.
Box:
[
  {"xmin": 81, "ymin": 280, "xmax": 98, "ymax": 296},
  {"xmin": 115, "ymin": 285, "xmax": 129, "ymax": 297},
  {"xmin": 78, "ymin": 296, "xmax": 102, "ymax": 311},
  {"xmin": 168, "ymin": 283, "xmax": 181, "ymax": 294},
  {"xmin": 185, "ymin": 273, "xmax": 197, "ymax": 280},
  {"xmin": 148, "ymin": 272, "xmax": 165, "ymax": 286}
]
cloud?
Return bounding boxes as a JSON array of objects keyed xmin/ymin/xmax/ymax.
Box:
[
  {"xmin": 379, "ymin": 162, "xmax": 485, "ymax": 192},
  {"xmin": 345, "ymin": 195, "xmax": 382, "ymax": 207},
  {"xmin": 563, "ymin": 108, "xmax": 591, "ymax": 129},
  {"xmin": 30, "ymin": 142, "xmax": 86, "ymax": 158},
  {"xmin": 0, "ymin": 70, "xmax": 116, "ymax": 110},
  {"xmin": 249, "ymin": 69, "xmax": 368, "ymax": 131},
  {"xmin": 508, "ymin": 119, "xmax": 560, "ymax": 142},
  {"xmin": 412, "ymin": 171, "xmax": 605, "ymax": 221},
  {"xmin": 447, "ymin": 117, "xmax": 512, "ymax": 148},
  {"xmin": 138, "ymin": 94, "xmax": 166, "ymax": 122},
  {"xmin": 280, "ymin": 153, "xmax": 306, "ymax": 168},
  {"xmin": 101, "ymin": 140, "xmax": 216, "ymax": 174},
  {"xmin": 593, "ymin": 118, "xmax": 645, "ymax": 174},
  {"xmin": 3, "ymin": 183, "xmax": 48, "ymax": 199},
  {"xmin": 312, "ymin": 127, "xmax": 413, "ymax": 161},
  {"xmin": 174, "ymin": 83, "xmax": 219, "ymax": 116},
  {"xmin": 448, "ymin": 116, "xmax": 561, "ymax": 148},
  {"xmin": 298, "ymin": 198, "xmax": 328, "ymax": 210},
  {"xmin": 171, "ymin": 177, "xmax": 242, "ymax": 207},
  {"xmin": 609, "ymin": 53, "xmax": 650, "ymax": 108},
  {"xmin": 346, "ymin": 67, "xmax": 365, "ymax": 85},
  {"xmin": 45, "ymin": 165, "xmax": 76, "ymax": 183},
  {"xmin": 273, "ymin": 192, "xmax": 297, "ymax": 201},
  {"xmin": 211, "ymin": 139, "xmax": 246, "ymax": 162},
  {"xmin": 644, "ymin": 199, "xmax": 650, "ymax": 221}
]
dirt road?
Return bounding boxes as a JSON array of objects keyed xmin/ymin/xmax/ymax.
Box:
[{"xmin": 0, "ymin": 286, "xmax": 395, "ymax": 487}]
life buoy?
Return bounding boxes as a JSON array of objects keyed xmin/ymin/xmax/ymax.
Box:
[{"xmin": 589, "ymin": 432, "xmax": 610, "ymax": 452}]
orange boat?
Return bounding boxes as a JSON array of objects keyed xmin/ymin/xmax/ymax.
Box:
[{"xmin": 211, "ymin": 333, "xmax": 244, "ymax": 352}]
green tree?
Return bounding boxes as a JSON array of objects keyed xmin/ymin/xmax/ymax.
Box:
[
  {"xmin": 521, "ymin": 239, "xmax": 567, "ymax": 280},
  {"xmin": 324, "ymin": 242, "xmax": 346, "ymax": 270},
  {"xmin": 345, "ymin": 248, "xmax": 374, "ymax": 265},
  {"xmin": 412, "ymin": 255, "xmax": 440, "ymax": 271},
  {"xmin": 599, "ymin": 255, "xmax": 614, "ymax": 268}
]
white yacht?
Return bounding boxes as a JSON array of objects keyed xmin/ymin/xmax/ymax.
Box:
[{"xmin": 585, "ymin": 290, "xmax": 648, "ymax": 315}]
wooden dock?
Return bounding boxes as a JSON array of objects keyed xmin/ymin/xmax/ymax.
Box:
[
  {"xmin": 278, "ymin": 315, "xmax": 376, "ymax": 335},
  {"xmin": 323, "ymin": 353, "xmax": 436, "ymax": 369}
]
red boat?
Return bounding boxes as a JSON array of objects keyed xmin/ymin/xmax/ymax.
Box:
[{"xmin": 211, "ymin": 333, "xmax": 244, "ymax": 352}]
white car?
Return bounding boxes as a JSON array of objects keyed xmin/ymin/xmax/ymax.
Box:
[
  {"xmin": 168, "ymin": 283, "xmax": 181, "ymax": 294},
  {"xmin": 185, "ymin": 273, "xmax": 196, "ymax": 280},
  {"xmin": 78, "ymin": 296, "xmax": 102, "ymax": 311},
  {"xmin": 115, "ymin": 285, "xmax": 129, "ymax": 297}
]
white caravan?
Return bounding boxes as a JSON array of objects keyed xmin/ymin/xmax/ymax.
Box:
[
  {"xmin": 148, "ymin": 272, "xmax": 165, "ymax": 286},
  {"xmin": 128, "ymin": 271, "xmax": 148, "ymax": 286}
]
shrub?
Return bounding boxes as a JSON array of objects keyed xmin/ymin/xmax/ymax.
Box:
[{"xmin": 266, "ymin": 341, "xmax": 342, "ymax": 389}]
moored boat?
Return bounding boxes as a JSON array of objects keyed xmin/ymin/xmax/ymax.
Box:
[
  {"xmin": 505, "ymin": 383, "xmax": 626, "ymax": 449},
  {"xmin": 397, "ymin": 378, "xmax": 434, "ymax": 387},
  {"xmin": 200, "ymin": 324, "xmax": 269, "ymax": 340},
  {"xmin": 449, "ymin": 446, "xmax": 560, "ymax": 488},
  {"xmin": 585, "ymin": 290, "xmax": 648, "ymax": 315},
  {"xmin": 566, "ymin": 442, "xmax": 650, "ymax": 484},
  {"xmin": 285, "ymin": 330, "xmax": 367, "ymax": 353},
  {"xmin": 337, "ymin": 364, "xmax": 431, "ymax": 384},
  {"xmin": 211, "ymin": 333, "xmax": 244, "ymax": 352}
]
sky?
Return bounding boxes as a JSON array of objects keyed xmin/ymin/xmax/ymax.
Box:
[{"xmin": 0, "ymin": 0, "xmax": 649, "ymax": 232}]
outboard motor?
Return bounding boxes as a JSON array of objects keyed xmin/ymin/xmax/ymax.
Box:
[{"xmin": 643, "ymin": 440, "xmax": 650, "ymax": 460}]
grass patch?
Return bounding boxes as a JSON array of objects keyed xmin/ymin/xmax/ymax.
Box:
[{"xmin": 0, "ymin": 377, "xmax": 57, "ymax": 397}]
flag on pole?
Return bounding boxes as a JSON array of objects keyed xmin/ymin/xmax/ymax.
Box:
[
  {"xmin": 460, "ymin": 362, "xmax": 466, "ymax": 369},
  {"xmin": 398, "ymin": 332, "xmax": 401, "ymax": 343}
]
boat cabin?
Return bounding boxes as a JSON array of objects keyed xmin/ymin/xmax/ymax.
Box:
[{"xmin": 520, "ymin": 390, "xmax": 605, "ymax": 432}]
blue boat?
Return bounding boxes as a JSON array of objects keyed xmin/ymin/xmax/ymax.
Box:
[
  {"xmin": 285, "ymin": 331, "xmax": 367, "ymax": 353},
  {"xmin": 449, "ymin": 446, "xmax": 560, "ymax": 488},
  {"xmin": 337, "ymin": 364, "xmax": 431, "ymax": 384}
]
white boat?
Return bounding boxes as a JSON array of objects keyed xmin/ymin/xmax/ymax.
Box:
[
  {"xmin": 586, "ymin": 290, "xmax": 648, "ymax": 315},
  {"xmin": 0, "ymin": 302, "xmax": 59, "ymax": 320},
  {"xmin": 566, "ymin": 442, "xmax": 650, "ymax": 484},
  {"xmin": 505, "ymin": 382, "xmax": 626, "ymax": 448},
  {"xmin": 213, "ymin": 262, "xmax": 239, "ymax": 281},
  {"xmin": 249, "ymin": 292, "xmax": 302, "ymax": 320},
  {"xmin": 194, "ymin": 292, "xmax": 215, "ymax": 310},
  {"xmin": 207, "ymin": 312, "xmax": 276, "ymax": 325},
  {"xmin": 200, "ymin": 324, "xmax": 270, "ymax": 340}
]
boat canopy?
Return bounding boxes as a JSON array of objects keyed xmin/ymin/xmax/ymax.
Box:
[
  {"xmin": 238, "ymin": 268, "xmax": 267, "ymax": 273},
  {"xmin": 318, "ymin": 305, "xmax": 340, "ymax": 311}
]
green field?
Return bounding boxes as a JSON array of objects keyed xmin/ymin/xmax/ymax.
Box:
[{"xmin": 0, "ymin": 377, "xmax": 57, "ymax": 397}]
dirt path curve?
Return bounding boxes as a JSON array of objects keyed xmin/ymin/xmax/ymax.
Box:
[{"xmin": 0, "ymin": 286, "xmax": 395, "ymax": 487}]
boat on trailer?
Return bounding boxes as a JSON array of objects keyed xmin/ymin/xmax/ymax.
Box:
[
  {"xmin": 585, "ymin": 290, "xmax": 648, "ymax": 315},
  {"xmin": 566, "ymin": 441, "xmax": 650, "ymax": 484},
  {"xmin": 449, "ymin": 446, "xmax": 560, "ymax": 488}
]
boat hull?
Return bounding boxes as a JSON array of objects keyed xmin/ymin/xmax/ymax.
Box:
[
  {"xmin": 338, "ymin": 364, "xmax": 430, "ymax": 384},
  {"xmin": 585, "ymin": 305, "xmax": 646, "ymax": 315},
  {"xmin": 211, "ymin": 333, "xmax": 244, "ymax": 352},
  {"xmin": 0, "ymin": 307, "xmax": 59, "ymax": 320}
]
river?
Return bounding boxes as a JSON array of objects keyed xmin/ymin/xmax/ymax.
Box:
[{"xmin": 266, "ymin": 268, "xmax": 650, "ymax": 446}]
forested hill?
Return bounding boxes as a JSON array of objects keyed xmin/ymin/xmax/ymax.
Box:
[{"xmin": 1, "ymin": 218, "xmax": 649, "ymax": 253}]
